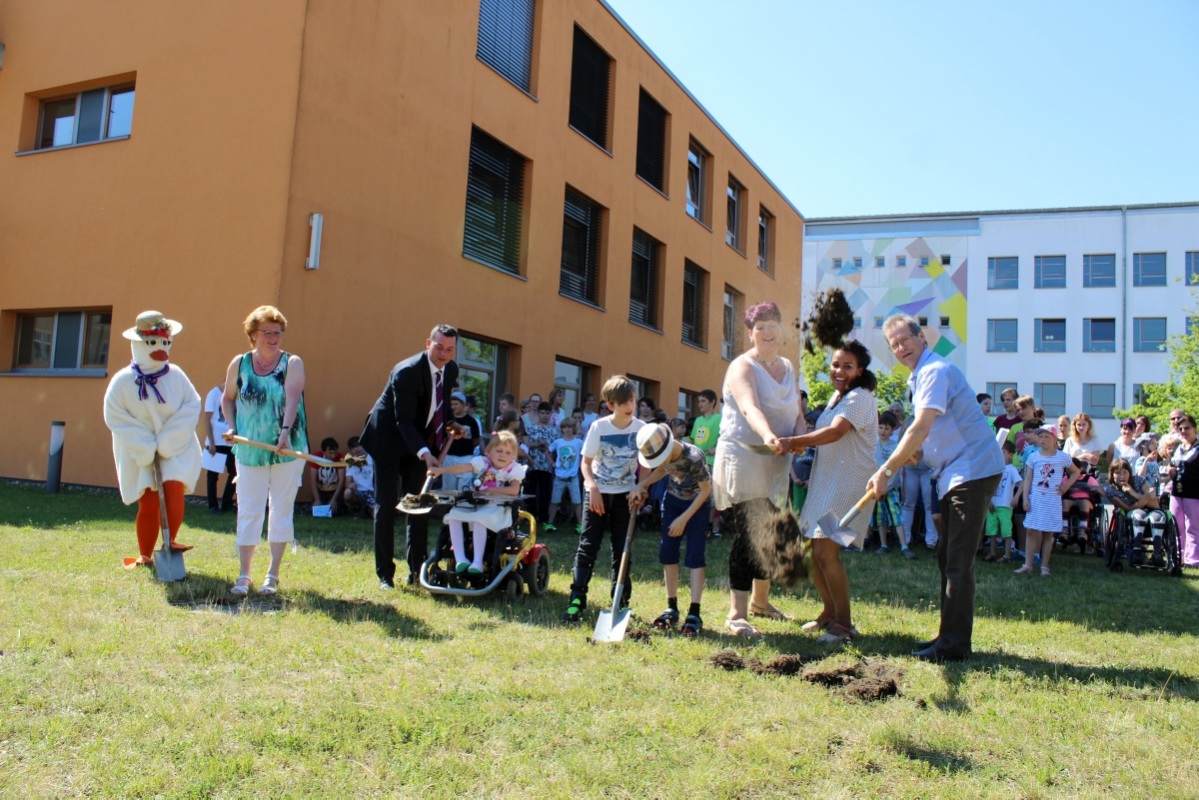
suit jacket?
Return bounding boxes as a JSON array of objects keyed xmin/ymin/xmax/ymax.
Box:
[{"xmin": 360, "ymin": 352, "xmax": 458, "ymax": 468}]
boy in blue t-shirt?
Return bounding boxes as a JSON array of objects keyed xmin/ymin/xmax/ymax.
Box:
[
  {"xmin": 562, "ymin": 375, "xmax": 645, "ymax": 624},
  {"xmin": 546, "ymin": 418, "xmax": 584, "ymax": 533}
]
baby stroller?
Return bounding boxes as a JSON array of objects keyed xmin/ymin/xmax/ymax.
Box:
[
  {"xmin": 1102, "ymin": 506, "xmax": 1183, "ymax": 576},
  {"xmin": 1057, "ymin": 464, "xmax": 1105, "ymax": 556},
  {"xmin": 420, "ymin": 491, "xmax": 552, "ymax": 600}
]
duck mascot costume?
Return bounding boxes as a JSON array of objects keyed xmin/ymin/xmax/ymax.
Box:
[{"xmin": 102, "ymin": 311, "xmax": 202, "ymax": 568}]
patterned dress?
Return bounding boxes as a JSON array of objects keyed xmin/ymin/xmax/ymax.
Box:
[{"xmin": 232, "ymin": 352, "xmax": 308, "ymax": 466}]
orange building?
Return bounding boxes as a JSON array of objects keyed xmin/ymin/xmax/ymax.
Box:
[{"xmin": 0, "ymin": 0, "xmax": 803, "ymax": 491}]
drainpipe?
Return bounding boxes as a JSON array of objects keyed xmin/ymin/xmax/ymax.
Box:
[{"xmin": 1120, "ymin": 206, "xmax": 1128, "ymax": 409}]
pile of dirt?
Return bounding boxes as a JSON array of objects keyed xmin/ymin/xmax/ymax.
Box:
[
  {"xmin": 738, "ymin": 498, "xmax": 810, "ymax": 587},
  {"xmin": 709, "ymin": 649, "xmax": 804, "ymax": 676},
  {"xmin": 802, "ymin": 658, "xmax": 901, "ymax": 701}
]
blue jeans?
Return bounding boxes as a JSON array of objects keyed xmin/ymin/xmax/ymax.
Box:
[{"xmin": 902, "ymin": 464, "xmax": 938, "ymax": 546}]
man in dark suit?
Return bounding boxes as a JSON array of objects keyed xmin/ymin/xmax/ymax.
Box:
[{"xmin": 360, "ymin": 324, "xmax": 459, "ymax": 588}]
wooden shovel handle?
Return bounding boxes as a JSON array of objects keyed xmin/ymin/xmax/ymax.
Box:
[{"xmin": 227, "ymin": 435, "xmax": 348, "ymax": 468}]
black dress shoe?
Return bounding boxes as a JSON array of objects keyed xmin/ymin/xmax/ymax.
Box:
[
  {"xmin": 914, "ymin": 637, "xmax": 939, "ymax": 651},
  {"xmin": 406, "ymin": 573, "xmax": 417, "ymax": 586},
  {"xmin": 912, "ymin": 645, "xmax": 970, "ymax": 663}
]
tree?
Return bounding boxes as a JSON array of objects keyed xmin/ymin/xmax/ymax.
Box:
[{"xmin": 1114, "ymin": 289, "xmax": 1199, "ymax": 430}]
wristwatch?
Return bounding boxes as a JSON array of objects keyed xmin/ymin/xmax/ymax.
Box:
[{"xmin": 883, "ymin": 467, "xmax": 894, "ymax": 477}]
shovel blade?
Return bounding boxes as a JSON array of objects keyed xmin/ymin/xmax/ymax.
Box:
[
  {"xmin": 816, "ymin": 512, "xmax": 858, "ymax": 548},
  {"xmin": 154, "ymin": 548, "xmax": 187, "ymax": 582},
  {"xmin": 592, "ymin": 607, "xmax": 630, "ymax": 642}
]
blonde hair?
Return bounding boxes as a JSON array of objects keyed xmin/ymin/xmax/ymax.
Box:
[
  {"xmin": 486, "ymin": 430, "xmax": 520, "ymax": 454},
  {"xmin": 243, "ymin": 305, "xmax": 287, "ymax": 342},
  {"xmin": 1159, "ymin": 433, "xmax": 1181, "ymax": 460},
  {"xmin": 1071, "ymin": 413, "xmax": 1096, "ymax": 445}
]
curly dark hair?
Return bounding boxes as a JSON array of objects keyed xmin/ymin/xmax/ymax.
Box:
[{"xmin": 834, "ymin": 339, "xmax": 877, "ymax": 393}]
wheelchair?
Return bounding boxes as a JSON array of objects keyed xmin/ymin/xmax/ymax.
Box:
[
  {"xmin": 1102, "ymin": 505, "xmax": 1183, "ymax": 576},
  {"xmin": 1057, "ymin": 468, "xmax": 1106, "ymax": 556}
]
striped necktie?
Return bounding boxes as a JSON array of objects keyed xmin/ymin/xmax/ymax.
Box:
[{"xmin": 429, "ymin": 370, "xmax": 444, "ymax": 451}]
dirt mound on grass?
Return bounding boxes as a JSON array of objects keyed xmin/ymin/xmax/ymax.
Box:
[
  {"xmin": 709, "ymin": 650, "xmax": 803, "ymax": 675},
  {"xmin": 802, "ymin": 658, "xmax": 901, "ymax": 701}
]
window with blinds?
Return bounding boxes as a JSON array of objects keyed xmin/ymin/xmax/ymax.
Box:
[
  {"xmin": 569, "ymin": 27, "xmax": 611, "ymax": 148},
  {"xmin": 636, "ymin": 89, "xmax": 667, "ymax": 190},
  {"xmin": 463, "ymin": 128, "xmax": 526, "ymax": 274},
  {"xmin": 682, "ymin": 260, "xmax": 707, "ymax": 347},
  {"xmin": 561, "ymin": 187, "xmax": 603, "ymax": 304},
  {"xmin": 629, "ymin": 228, "xmax": 661, "ymax": 328},
  {"xmin": 476, "ymin": 0, "xmax": 535, "ymax": 92}
]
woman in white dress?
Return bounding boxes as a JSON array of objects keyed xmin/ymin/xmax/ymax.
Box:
[{"xmin": 777, "ymin": 340, "xmax": 879, "ymax": 644}]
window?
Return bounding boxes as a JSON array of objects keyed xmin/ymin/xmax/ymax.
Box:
[
  {"xmin": 940, "ymin": 254, "xmax": 951, "ymax": 266},
  {"xmin": 1133, "ymin": 383, "xmax": 1146, "ymax": 405},
  {"xmin": 554, "ymin": 358, "xmax": 592, "ymax": 417},
  {"xmin": 464, "ymin": 128, "xmax": 526, "ymax": 274},
  {"xmin": 726, "ymin": 177, "xmax": 744, "ymax": 250},
  {"xmin": 988, "ymin": 257, "xmax": 1018, "ymax": 289},
  {"xmin": 1083, "ymin": 384, "xmax": 1116, "ymax": 419},
  {"xmin": 37, "ymin": 82, "xmax": 134, "ymax": 150},
  {"xmin": 629, "ymin": 228, "xmax": 661, "ymax": 329},
  {"xmin": 636, "ymin": 89, "xmax": 667, "ymax": 191},
  {"xmin": 1190, "ymin": 318, "xmax": 1199, "ymax": 337},
  {"xmin": 853, "ymin": 257, "xmax": 863, "ymax": 269},
  {"xmin": 874, "ymin": 316, "xmax": 884, "ymax": 329},
  {"xmin": 919, "ymin": 256, "xmax": 930, "ymax": 268},
  {"xmin": 475, "ymin": 0, "xmax": 535, "ymax": 92},
  {"xmin": 722, "ymin": 287, "xmax": 743, "ymax": 360},
  {"xmin": 682, "ymin": 260, "xmax": 707, "ymax": 348},
  {"xmin": 986, "ymin": 315, "xmax": 1016, "ymax": 352},
  {"xmin": 1187, "ymin": 251, "xmax": 1199, "ymax": 286},
  {"xmin": 1035, "ymin": 318, "xmax": 1066, "ymax": 352},
  {"xmin": 917, "ymin": 316, "xmax": 928, "ymax": 327},
  {"xmin": 686, "ymin": 140, "xmax": 709, "ymax": 223},
  {"xmin": 1083, "ymin": 318, "xmax": 1116, "ymax": 352},
  {"xmin": 1133, "ymin": 252, "xmax": 1166, "ymax": 286},
  {"xmin": 458, "ymin": 334, "xmax": 511, "ymax": 424},
  {"xmin": 12, "ymin": 309, "xmax": 111, "ymax": 372},
  {"xmin": 832, "ymin": 258, "xmax": 843, "ymax": 270},
  {"xmin": 897, "ymin": 256, "xmax": 907, "ymax": 268},
  {"xmin": 678, "ymin": 389, "xmax": 699, "ymax": 419},
  {"xmin": 627, "ymin": 376, "xmax": 659, "ymax": 408},
  {"xmin": 1133, "ymin": 317, "xmax": 1167, "ymax": 352},
  {"xmin": 875, "ymin": 256, "xmax": 885, "ymax": 268},
  {"xmin": 939, "ymin": 316, "xmax": 950, "ymax": 328},
  {"xmin": 560, "ymin": 187, "xmax": 604, "ymax": 304},
  {"xmin": 568, "ymin": 27, "xmax": 611, "ymax": 148},
  {"xmin": 1034, "ymin": 255, "xmax": 1066, "ymax": 288},
  {"xmin": 757, "ymin": 206, "xmax": 774, "ymax": 275},
  {"xmin": 986, "ymin": 382, "xmax": 1017, "ymax": 401},
  {"xmin": 852, "ymin": 317, "xmax": 862, "ymax": 329},
  {"xmin": 1034, "ymin": 383, "xmax": 1066, "ymax": 419},
  {"xmin": 1083, "ymin": 254, "xmax": 1116, "ymax": 287}
]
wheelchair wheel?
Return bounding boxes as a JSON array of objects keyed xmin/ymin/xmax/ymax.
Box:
[
  {"xmin": 1103, "ymin": 512, "xmax": 1123, "ymax": 571},
  {"xmin": 1091, "ymin": 506, "xmax": 1107, "ymax": 558},
  {"xmin": 522, "ymin": 549, "xmax": 551, "ymax": 597},
  {"xmin": 1162, "ymin": 515, "xmax": 1184, "ymax": 577},
  {"xmin": 504, "ymin": 572, "xmax": 525, "ymax": 601}
]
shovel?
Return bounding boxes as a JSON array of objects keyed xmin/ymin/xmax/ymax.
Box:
[
  {"xmin": 397, "ymin": 436, "xmax": 456, "ymax": 515},
  {"xmin": 593, "ymin": 514, "xmax": 638, "ymax": 643},
  {"xmin": 816, "ymin": 490, "xmax": 876, "ymax": 548},
  {"xmin": 152, "ymin": 458, "xmax": 187, "ymax": 582}
]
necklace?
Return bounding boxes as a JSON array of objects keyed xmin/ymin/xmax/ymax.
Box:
[
  {"xmin": 253, "ymin": 349, "xmax": 281, "ymax": 373},
  {"xmin": 753, "ymin": 351, "xmax": 780, "ymax": 368}
]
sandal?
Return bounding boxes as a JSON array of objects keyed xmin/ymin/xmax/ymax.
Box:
[
  {"xmin": 725, "ymin": 617, "xmax": 761, "ymax": 640},
  {"xmin": 681, "ymin": 615, "xmax": 703, "ymax": 636},
  {"xmin": 996, "ymin": 556, "xmax": 1011, "ymax": 564},
  {"xmin": 258, "ymin": 574, "xmax": 279, "ymax": 596},
  {"xmin": 1014, "ymin": 565, "xmax": 1033, "ymax": 574},
  {"xmin": 230, "ymin": 575, "xmax": 252, "ymax": 597},
  {"xmin": 749, "ymin": 603, "xmax": 792, "ymax": 621},
  {"xmin": 982, "ymin": 553, "xmax": 995, "ymax": 563},
  {"xmin": 800, "ymin": 614, "xmax": 832, "ymax": 633},
  {"xmin": 652, "ymin": 608, "xmax": 680, "ymax": 629},
  {"xmin": 816, "ymin": 622, "xmax": 857, "ymax": 645},
  {"xmin": 1040, "ymin": 566, "xmax": 1051, "ymax": 577}
]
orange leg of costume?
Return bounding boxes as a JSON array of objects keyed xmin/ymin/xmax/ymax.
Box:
[{"xmin": 124, "ymin": 481, "xmax": 193, "ymax": 568}]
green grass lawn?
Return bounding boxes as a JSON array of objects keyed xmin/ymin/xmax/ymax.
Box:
[{"xmin": 2, "ymin": 481, "xmax": 1197, "ymax": 798}]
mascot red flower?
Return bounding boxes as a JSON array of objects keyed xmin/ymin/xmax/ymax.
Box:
[{"xmin": 102, "ymin": 311, "xmax": 202, "ymax": 568}]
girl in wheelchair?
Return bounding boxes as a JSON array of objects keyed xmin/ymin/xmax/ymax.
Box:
[
  {"xmin": 1104, "ymin": 458, "xmax": 1167, "ymax": 567},
  {"xmin": 429, "ymin": 430, "xmax": 527, "ymax": 574}
]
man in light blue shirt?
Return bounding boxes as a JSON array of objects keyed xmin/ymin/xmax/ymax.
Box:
[{"xmin": 869, "ymin": 314, "xmax": 1003, "ymax": 662}]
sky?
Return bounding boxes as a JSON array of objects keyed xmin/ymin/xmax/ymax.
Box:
[{"xmin": 603, "ymin": 0, "xmax": 1199, "ymax": 219}]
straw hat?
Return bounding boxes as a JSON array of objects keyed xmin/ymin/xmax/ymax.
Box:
[{"xmin": 122, "ymin": 310, "xmax": 183, "ymax": 341}]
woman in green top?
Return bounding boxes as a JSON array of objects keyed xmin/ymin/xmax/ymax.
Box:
[{"xmin": 220, "ymin": 305, "xmax": 308, "ymax": 597}]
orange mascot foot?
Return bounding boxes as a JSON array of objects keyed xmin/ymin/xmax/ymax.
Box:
[
  {"xmin": 123, "ymin": 555, "xmax": 155, "ymax": 570},
  {"xmin": 170, "ymin": 542, "xmax": 194, "ymax": 552}
]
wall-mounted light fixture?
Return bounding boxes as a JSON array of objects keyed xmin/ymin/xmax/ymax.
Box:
[{"xmin": 305, "ymin": 213, "xmax": 323, "ymax": 270}]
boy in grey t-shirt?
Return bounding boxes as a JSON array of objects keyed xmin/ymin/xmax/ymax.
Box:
[{"xmin": 632, "ymin": 423, "xmax": 712, "ymax": 636}]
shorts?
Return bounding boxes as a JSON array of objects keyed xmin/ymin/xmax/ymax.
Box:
[
  {"xmin": 985, "ymin": 506, "xmax": 1013, "ymax": 539},
  {"xmin": 551, "ymin": 475, "xmax": 581, "ymax": 505},
  {"xmin": 871, "ymin": 487, "xmax": 902, "ymax": 527},
  {"xmin": 658, "ymin": 493, "xmax": 709, "ymax": 569}
]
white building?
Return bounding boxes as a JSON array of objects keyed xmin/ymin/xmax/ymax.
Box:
[{"xmin": 803, "ymin": 202, "xmax": 1199, "ymax": 442}]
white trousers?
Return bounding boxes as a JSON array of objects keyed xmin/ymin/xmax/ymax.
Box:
[{"xmin": 235, "ymin": 458, "xmax": 306, "ymax": 546}]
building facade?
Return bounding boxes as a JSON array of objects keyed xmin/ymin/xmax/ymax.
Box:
[
  {"xmin": 804, "ymin": 203, "xmax": 1198, "ymax": 442},
  {"xmin": 0, "ymin": 0, "xmax": 803, "ymax": 489}
]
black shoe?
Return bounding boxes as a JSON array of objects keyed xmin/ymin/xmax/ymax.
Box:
[
  {"xmin": 379, "ymin": 579, "xmax": 395, "ymax": 591},
  {"xmin": 914, "ymin": 637, "xmax": 939, "ymax": 651},
  {"xmin": 208, "ymin": 506, "xmax": 221, "ymax": 514},
  {"xmin": 406, "ymin": 573, "xmax": 417, "ymax": 586},
  {"xmin": 912, "ymin": 644, "xmax": 970, "ymax": 663},
  {"xmin": 561, "ymin": 595, "xmax": 586, "ymax": 624}
]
